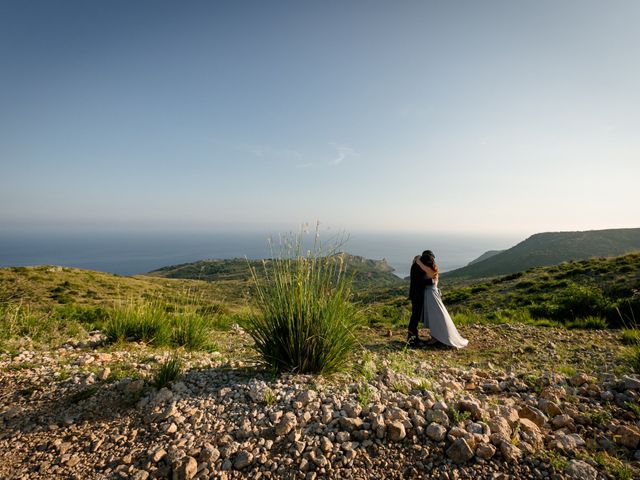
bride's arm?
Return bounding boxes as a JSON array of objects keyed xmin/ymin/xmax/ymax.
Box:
[{"xmin": 414, "ymin": 257, "xmax": 436, "ymax": 279}]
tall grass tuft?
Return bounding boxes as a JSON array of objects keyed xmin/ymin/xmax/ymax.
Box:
[
  {"xmin": 104, "ymin": 301, "xmax": 171, "ymax": 346},
  {"xmin": 103, "ymin": 301, "xmax": 213, "ymax": 349},
  {"xmin": 246, "ymin": 226, "xmax": 359, "ymax": 374},
  {"xmin": 153, "ymin": 354, "xmax": 183, "ymax": 388},
  {"xmin": 172, "ymin": 311, "xmax": 211, "ymax": 351}
]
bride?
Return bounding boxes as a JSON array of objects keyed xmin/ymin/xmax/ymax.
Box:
[{"xmin": 414, "ymin": 253, "xmax": 468, "ymax": 349}]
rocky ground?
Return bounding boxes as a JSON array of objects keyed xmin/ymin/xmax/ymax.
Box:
[{"xmin": 1, "ymin": 324, "xmax": 639, "ymax": 480}]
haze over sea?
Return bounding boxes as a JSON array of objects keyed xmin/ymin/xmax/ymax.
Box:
[{"xmin": 0, "ymin": 231, "xmax": 519, "ymax": 279}]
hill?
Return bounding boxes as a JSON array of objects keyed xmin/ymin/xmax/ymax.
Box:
[
  {"xmin": 466, "ymin": 250, "xmax": 504, "ymax": 266},
  {"xmin": 441, "ymin": 252, "xmax": 640, "ymax": 327},
  {"xmin": 443, "ymin": 228, "xmax": 640, "ymax": 280},
  {"xmin": 148, "ymin": 253, "xmax": 405, "ymax": 291}
]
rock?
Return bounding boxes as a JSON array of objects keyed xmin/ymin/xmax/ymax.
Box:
[
  {"xmin": 199, "ymin": 444, "xmax": 220, "ymax": 463},
  {"xmin": 621, "ymin": 375, "xmax": 640, "ymax": 390},
  {"xmin": 457, "ymin": 399, "xmax": 485, "ymax": 420},
  {"xmin": 446, "ymin": 438, "xmax": 475, "ymax": 463},
  {"xmin": 499, "ymin": 441, "xmax": 522, "ymax": 462},
  {"xmin": 275, "ymin": 412, "xmax": 297, "ymax": 436},
  {"xmin": 248, "ymin": 379, "xmax": 269, "ymax": 402},
  {"xmin": 298, "ymin": 389, "xmax": 318, "ymax": 406},
  {"xmin": 551, "ymin": 414, "xmax": 573, "ymax": 430},
  {"xmin": 426, "ymin": 409, "xmax": 449, "ymax": 426},
  {"xmin": 132, "ymin": 470, "xmax": 150, "ymax": 480},
  {"xmin": 320, "ymin": 436, "xmax": 333, "ymax": 453},
  {"xmin": 387, "ymin": 421, "xmax": 406, "ymax": 442},
  {"xmin": 339, "ymin": 417, "xmax": 363, "ymax": 431},
  {"xmin": 518, "ymin": 405, "xmax": 548, "ymax": 428},
  {"xmin": 488, "ymin": 417, "xmax": 512, "ymax": 438},
  {"xmin": 538, "ymin": 399, "xmax": 562, "ymax": 417},
  {"xmin": 233, "ymin": 451, "xmax": 253, "ymax": 470},
  {"xmin": 173, "ymin": 456, "xmax": 198, "ymax": 480},
  {"xmin": 153, "ymin": 388, "xmax": 174, "ymax": 404},
  {"xmin": 66, "ymin": 455, "xmax": 80, "ymax": 467},
  {"xmin": 98, "ymin": 367, "xmax": 110, "ymax": 381},
  {"xmin": 549, "ymin": 433, "xmax": 585, "ymax": 452},
  {"xmin": 565, "ymin": 459, "xmax": 598, "ymax": 480},
  {"xmin": 426, "ymin": 422, "xmax": 447, "ymax": 442},
  {"xmin": 476, "ymin": 443, "xmax": 496, "ymax": 460},
  {"xmin": 569, "ymin": 373, "xmax": 590, "ymax": 387},
  {"xmin": 151, "ymin": 448, "xmax": 167, "ymax": 463},
  {"xmin": 615, "ymin": 425, "xmax": 640, "ymax": 449},
  {"xmin": 126, "ymin": 379, "xmax": 145, "ymax": 395}
]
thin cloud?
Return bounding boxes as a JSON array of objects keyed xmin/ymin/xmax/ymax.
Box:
[
  {"xmin": 329, "ymin": 143, "xmax": 358, "ymax": 166},
  {"xmin": 296, "ymin": 162, "xmax": 313, "ymax": 169}
]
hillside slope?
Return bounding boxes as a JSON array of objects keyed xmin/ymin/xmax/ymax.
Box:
[
  {"xmin": 441, "ymin": 252, "xmax": 640, "ymax": 325},
  {"xmin": 443, "ymin": 228, "xmax": 640, "ymax": 280}
]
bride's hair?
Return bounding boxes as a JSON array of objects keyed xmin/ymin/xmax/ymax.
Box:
[{"xmin": 420, "ymin": 253, "xmax": 439, "ymax": 274}]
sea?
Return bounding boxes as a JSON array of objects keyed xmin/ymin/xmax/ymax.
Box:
[{"xmin": 0, "ymin": 231, "xmax": 521, "ymax": 279}]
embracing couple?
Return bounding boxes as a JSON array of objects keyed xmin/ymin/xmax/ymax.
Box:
[{"xmin": 408, "ymin": 250, "xmax": 468, "ymax": 349}]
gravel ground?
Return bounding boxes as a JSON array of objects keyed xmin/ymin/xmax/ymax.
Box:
[{"xmin": 1, "ymin": 324, "xmax": 639, "ymax": 480}]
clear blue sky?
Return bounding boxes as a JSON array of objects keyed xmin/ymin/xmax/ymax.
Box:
[{"xmin": 1, "ymin": 0, "xmax": 638, "ymax": 235}]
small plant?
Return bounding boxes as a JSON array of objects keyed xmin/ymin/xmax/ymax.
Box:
[
  {"xmin": 511, "ymin": 421, "xmax": 521, "ymax": 446},
  {"xmin": 391, "ymin": 382, "xmax": 410, "ymax": 394},
  {"xmin": 591, "ymin": 452, "xmax": 634, "ymax": 480},
  {"xmin": 624, "ymin": 401, "xmax": 640, "ymax": 418},
  {"xmin": 263, "ymin": 387, "xmax": 275, "ymax": 406},
  {"xmin": 417, "ymin": 378, "xmax": 432, "ymax": 391},
  {"xmin": 621, "ymin": 329, "xmax": 640, "ymax": 345},
  {"xmin": 588, "ymin": 409, "xmax": 612, "ymax": 426},
  {"xmin": 356, "ymin": 382, "xmax": 373, "ymax": 407},
  {"xmin": 627, "ymin": 345, "xmax": 640, "ymax": 373},
  {"xmin": 153, "ymin": 354, "xmax": 183, "ymax": 388},
  {"xmin": 539, "ymin": 450, "xmax": 569, "ymax": 473},
  {"xmin": 557, "ymin": 365, "xmax": 577, "ymax": 377},
  {"xmin": 448, "ymin": 406, "xmax": 471, "ymax": 425}
]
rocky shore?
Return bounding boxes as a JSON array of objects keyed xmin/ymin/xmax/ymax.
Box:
[{"xmin": 1, "ymin": 326, "xmax": 639, "ymax": 480}]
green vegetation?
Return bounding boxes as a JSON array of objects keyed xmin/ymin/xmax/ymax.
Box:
[
  {"xmin": 153, "ymin": 354, "xmax": 183, "ymax": 388},
  {"xmin": 439, "ymin": 253, "xmax": 640, "ymax": 328},
  {"xmin": 444, "ymin": 228, "xmax": 640, "ymax": 280},
  {"xmin": 245, "ymin": 231, "xmax": 360, "ymax": 374},
  {"xmin": 149, "ymin": 253, "xmax": 405, "ymax": 292}
]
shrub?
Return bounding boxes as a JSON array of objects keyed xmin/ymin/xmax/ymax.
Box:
[
  {"xmin": 444, "ymin": 288, "xmax": 472, "ymax": 304},
  {"xmin": 566, "ymin": 316, "xmax": 608, "ymax": 330},
  {"xmin": 246, "ymin": 229, "xmax": 359, "ymax": 374}
]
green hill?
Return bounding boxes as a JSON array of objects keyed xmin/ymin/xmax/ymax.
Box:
[
  {"xmin": 148, "ymin": 253, "xmax": 405, "ymax": 291},
  {"xmin": 441, "ymin": 252, "xmax": 640, "ymax": 327},
  {"xmin": 443, "ymin": 228, "xmax": 640, "ymax": 280},
  {"xmin": 466, "ymin": 250, "xmax": 504, "ymax": 266}
]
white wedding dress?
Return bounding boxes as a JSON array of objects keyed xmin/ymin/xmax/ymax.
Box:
[{"xmin": 423, "ymin": 279, "xmax": 468, "ymax": 348}]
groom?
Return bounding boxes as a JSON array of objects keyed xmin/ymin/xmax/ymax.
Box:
[{"xmin": 408, "ymin": 250, "xmax": 435, "ymax": 347}]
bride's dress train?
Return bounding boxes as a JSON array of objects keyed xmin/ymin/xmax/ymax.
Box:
[{"xmin": 423, "ymin": 280, "xmax": 468, "ymax": 348}]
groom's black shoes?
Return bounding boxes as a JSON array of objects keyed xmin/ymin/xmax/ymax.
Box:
[{"xmin": 407, "ymin": 334, "xmax": 423, "ymax": 348}]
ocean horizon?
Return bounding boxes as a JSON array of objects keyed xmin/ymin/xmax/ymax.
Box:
[{"xmin": 0, "ymin": 231, "xmax": 521, "ymax": 279}]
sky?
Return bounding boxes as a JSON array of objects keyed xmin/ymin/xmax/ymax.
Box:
[{"xmin": 1, "ymin": 0, "xmax": 639, "ymax": 236}]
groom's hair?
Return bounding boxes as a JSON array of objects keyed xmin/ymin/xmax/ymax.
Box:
[{"xmin": 422, "ymin": 250, "xmax": 434, "ymax": 258}]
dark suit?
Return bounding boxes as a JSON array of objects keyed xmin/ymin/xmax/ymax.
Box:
[{"xmin": 408, "ymin": 262, "xmax": 433, "ymax": 338}]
